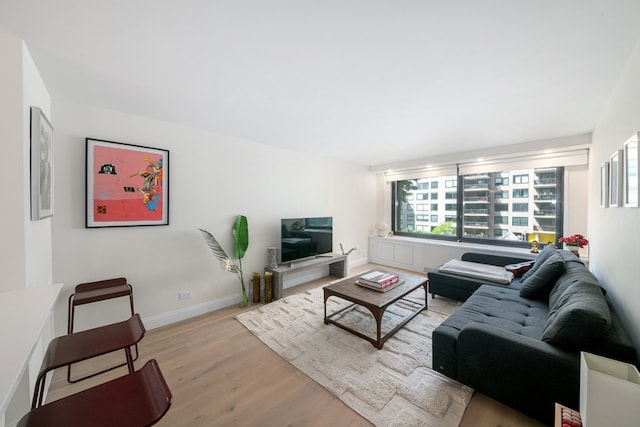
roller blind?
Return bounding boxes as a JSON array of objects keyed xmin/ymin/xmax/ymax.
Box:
[
  {"xmin": 383, "ymin": 149, "xmax": 588, "ymax": 182},
  {"xmin": 458, "ymin": 149, "xmax": 588, "ymax": 175},
  {"xmin": 384, "ymin": 165, "xmax": 457, "ymax": 183}
]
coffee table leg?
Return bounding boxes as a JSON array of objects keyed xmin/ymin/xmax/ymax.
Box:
[
  {"xmin": 371, "ymin": 307, "xmax": 384, "ymax": 349},
  {"xmin": 423, "ymin": 280, "xmax": 428, "ymax": 310}
]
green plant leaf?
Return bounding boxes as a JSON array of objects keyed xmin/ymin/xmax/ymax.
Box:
[
  {"xmin": 199, "ymin": 228, "xmax": 229, "ymax": 262},
  {"xmin": 232, "ymin": 215, "xmax": 249, "ymax": 260}
]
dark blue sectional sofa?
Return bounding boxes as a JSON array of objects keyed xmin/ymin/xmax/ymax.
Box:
[{"xmin": 428, "ymin": 246, "xmax": 637, "ymax": 425}]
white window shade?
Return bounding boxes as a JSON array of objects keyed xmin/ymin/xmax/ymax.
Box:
[
  {"xmin": 458, "ymin": 149, "xmax": 588, "ymax": 175},
  {"xmin": 384, "ymin": 165, "xmax": 457, "ymax": 183}
]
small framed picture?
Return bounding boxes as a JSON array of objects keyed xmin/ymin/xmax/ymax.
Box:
[
  {"xmin": 623, "ymin": 133, "xmax": 639, "ymax": 207},
  {"xmin": 609, "ymin": 149, "xmax": 624, "ymax": 207},
  {"xmin": 600, "ymin": 162, "xmax": 609, "ymax": 207},
  {"xmin": 86, "ymin": 138, "xmax": 169, "ymax": 227},
  {"xmin": 30, "ymin": 106, "xmax": 54, "ymax": 220}
]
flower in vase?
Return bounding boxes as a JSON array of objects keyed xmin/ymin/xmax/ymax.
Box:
[{"xmin": 559, "ymin": 234, "xmax": 589, "ymax": 248}]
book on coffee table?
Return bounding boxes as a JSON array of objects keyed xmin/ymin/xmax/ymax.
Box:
[
  {"xmin": 355, "ymin": 279, "xmax": 404, "ymax": 292},
  {"xmin": 358, "ymin": 271, "xmax": 400, "ymax": 287}
]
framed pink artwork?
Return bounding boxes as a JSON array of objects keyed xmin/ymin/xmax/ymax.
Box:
[{"xmin": 86, "ymin": 138, "xmax": 169, "ymax": 227}]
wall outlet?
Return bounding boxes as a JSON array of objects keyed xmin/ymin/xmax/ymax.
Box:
[{"xmin": 179, "ymin": 291, "xmax": 192, "ymax": 300}]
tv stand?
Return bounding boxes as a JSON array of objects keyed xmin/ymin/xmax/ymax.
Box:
[{"xmin": 267, "ymin": 253, "xmax": 347, "ymax": 300}]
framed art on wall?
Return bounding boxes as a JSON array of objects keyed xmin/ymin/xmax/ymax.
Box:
[
  {"xmin": 600, "ymin": 162, "xmax": 609, "ymax": 208},
  {"xmin": 86, "ymin": 138, "xmax": 169, "ymax": 227},
  {"xmin": 623, "ymin": 132, "xmax": 638, "ymax": 207},
  {"xmin": 609, "ymin": 149, "xmax": 623, "ymax": 208},
  {"xmin": 30, "ymin": 106, "xmax": 54, "ymax": 220}
]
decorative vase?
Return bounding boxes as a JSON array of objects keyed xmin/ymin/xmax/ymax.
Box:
[
  {"xmin": 264, "ymin": 271, "xmax": 273, "ymax": 303},
  {"xmin": 267, "ymin": 247, "xmax": 278, "ymax": 269},
  {"xmin": 240, "ymin": 285, "xmax": 250, "ymax": 308},
  {"xmin": 252, "ymin": 272, "xmax": 261, "ymax": 304}
]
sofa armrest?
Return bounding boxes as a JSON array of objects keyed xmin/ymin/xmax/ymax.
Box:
[
  {"xmin": 461, "ymin": 252, "xmax": 535, "ymax": 267},
  {"xmin": 457, "ymin": 323, "xmax": 578, "ymax": 424}
]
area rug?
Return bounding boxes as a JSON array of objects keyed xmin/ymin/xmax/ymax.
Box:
[{"xmin": 236, "ymin": 284, "xmax": 473, "ymax": 427}]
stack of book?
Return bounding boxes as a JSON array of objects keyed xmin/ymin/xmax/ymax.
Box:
[{"xmin": 355, "ymin": 271, "xmax": 403, "ymax": 292}]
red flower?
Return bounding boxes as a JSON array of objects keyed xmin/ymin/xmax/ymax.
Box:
[{"xmin": 559, "ymin": 234, "xmax": 589, "ymax": 248}]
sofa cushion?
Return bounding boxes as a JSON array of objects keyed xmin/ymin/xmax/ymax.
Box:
[
  {"xmin": 521, "ymin": 244, "xmax": 556, "ymax": 282},
  {"xmin": 542, "ymin": 281, "xmax": 611, "ymax": 350},
  {"xmin": 519, "ymin": 252, "xmax": 565, "ymax": 298}
]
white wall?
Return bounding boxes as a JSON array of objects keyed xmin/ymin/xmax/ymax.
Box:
[
  {"xmin": 22, "ymin": 41, "xmax": 53, "ymax": 290},
  {"xmin": 0, "ymin": 35, "xmax": 28, "ymax": 291},
  {"xmin": 51, "ymin": 101, "xmax": 374, "ymax": 333},
  {"xmin": 0, "ymin": 35, "xmax": 52, "ymax": 292},
  {"xmin": 589, "ymin": 39, "xmax": 640, "ymax": 355},
  {"xmin": 0, "ymin": 35, "xmax": 54, "ymax": 427}
]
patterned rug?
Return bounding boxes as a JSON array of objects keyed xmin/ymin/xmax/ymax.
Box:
[{"xmin": 236, "ymin": 284, "xmax": 473, "ymax": 426}]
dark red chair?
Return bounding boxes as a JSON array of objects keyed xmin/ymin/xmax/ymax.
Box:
[
  {"xmin": 67, "ymin": 277, "xmax": 137, "ymax": 381},
  {"xmin": 20, "ymin": 359, "xmax": 172, "ymax": 427},
  {"xmin": 32, "ymin": 314, "xmax": 146, "ymax": 409}
]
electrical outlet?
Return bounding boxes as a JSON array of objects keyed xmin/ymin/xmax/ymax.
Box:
[{"xmin": 179, "ymin": 291, "xmax": 192, "ymax": 300}]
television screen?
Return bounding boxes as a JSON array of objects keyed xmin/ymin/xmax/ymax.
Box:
[{"xmin": 280, "ymin": 217, "xmax": 333, "ymax": 263}]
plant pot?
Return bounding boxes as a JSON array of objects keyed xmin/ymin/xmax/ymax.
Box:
[{"xmin": 565, "ymin": 244, "xmax": 580, "ymax": 257}]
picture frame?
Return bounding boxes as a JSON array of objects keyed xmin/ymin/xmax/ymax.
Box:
[
  {"xmin": 86, "ymin": 138, "xmax": 169, "ymax": 227},
  {"xmin": 600, "ymin": 162, "xmax": 609, "ymax": 207},
  {"xmin": 30, "ymin": 106, "xmax": 54, "ymax": 220},
  {"xmin": 623, "ymin": 132, "xmax": 639, "ymax": 207},
  {"xmin": 609, "ymin": 149, "xmax": 624, "ymax": 207}
]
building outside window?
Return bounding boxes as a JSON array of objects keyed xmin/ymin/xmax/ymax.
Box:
[{"xmin": 392, "ymin": 167, "xmax": 563, "ymax": 247}]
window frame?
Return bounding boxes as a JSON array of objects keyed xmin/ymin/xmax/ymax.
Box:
[{"xmin": 391, "ymin": 167, "xmax": 565, "ymax": 249}]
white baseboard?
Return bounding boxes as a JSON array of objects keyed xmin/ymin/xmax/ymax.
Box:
[
  {"xmin": 142, "ymin": 294, "xmax": 238, "ymax": 330},
  {"xmin": 142, "ymin": 256, "xmax": 368, "ymax": 330}
]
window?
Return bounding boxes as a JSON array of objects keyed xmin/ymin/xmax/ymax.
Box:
[
  {"xmin": 416, "ymin": 193, "xmax": 428, "ymax": 200},
  {"xmin": 495, "ymin": 216, "xmax": 508, "ymax": 224},
  {"xmin": 417, "ymin": 182, "xmax": 429, "ymax": 189},
  {"xmin": 512, "ymin": 217, "xmax": 528, "ymax": 226},
  {"xmin": 513, "ymin": 188, "xmax": 529, "ymax": 198},
  {"xmin": 512, "ymin": 203, "xmax": 528, "ymax": 212},
  {"xmin": 513, "ymin": 174, "xmax": 529, "ymax": 184},
  {"xmin": 391, "ymin": 167, "xmax": 564, "ymax": 247}
]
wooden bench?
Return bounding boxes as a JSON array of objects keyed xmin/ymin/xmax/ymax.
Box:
[{"xmin": 20, "ymin": 359, "xmax": 172, "ymax": 427}]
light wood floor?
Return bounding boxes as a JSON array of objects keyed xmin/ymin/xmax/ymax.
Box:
[{"xmin": 46, "ymin": 265, "xmax": 544, "ymax": 427}]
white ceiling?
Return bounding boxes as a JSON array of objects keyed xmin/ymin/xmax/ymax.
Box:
[{"xmin": 2, "ymin": 1, "xmax": 640, "ymax": 167}]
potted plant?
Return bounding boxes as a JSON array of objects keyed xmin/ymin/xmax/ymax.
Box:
[
  {"xmin": 200, "ymin": 215, "xmax": 250, "ymax": 307},
  {"xmin": 558, "ymin": 234, "xmax": 588, "ymax": 256}
]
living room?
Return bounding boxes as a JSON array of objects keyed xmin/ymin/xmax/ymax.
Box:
[{"xmin": 2, "ymin": 2, "xmax": 640, "ymax": 426}]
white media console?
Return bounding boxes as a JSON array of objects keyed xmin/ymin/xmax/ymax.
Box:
[{"xmin": 266, "ymin": 253, "xmax": 347, "ymax": 299}]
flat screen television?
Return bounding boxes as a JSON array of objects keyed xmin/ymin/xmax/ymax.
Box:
[{"xmin": 280, "ymin": 217, "xmax": 333, "ymax": 263}]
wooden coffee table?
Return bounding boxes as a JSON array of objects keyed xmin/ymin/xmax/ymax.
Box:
[{"xmin": 323, "ymin": 271, "xmax": 428, "ymax": 349}]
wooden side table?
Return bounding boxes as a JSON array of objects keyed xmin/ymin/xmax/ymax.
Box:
[{"xmin": 554, "ymin": 403, "xmax": 582, "ymax": 427}]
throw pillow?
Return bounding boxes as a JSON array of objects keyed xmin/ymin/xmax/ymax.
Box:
[
  {"xmin": 519, "ymin": 253, "xmax": 565, "ymax": 298},
  {"xmin": 520, "ymin": 244, "xmax": 557, "ymax": 282},
  {"xmin": 541, "ymin": 281, "xmax": 612, "ymax": 350}
]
